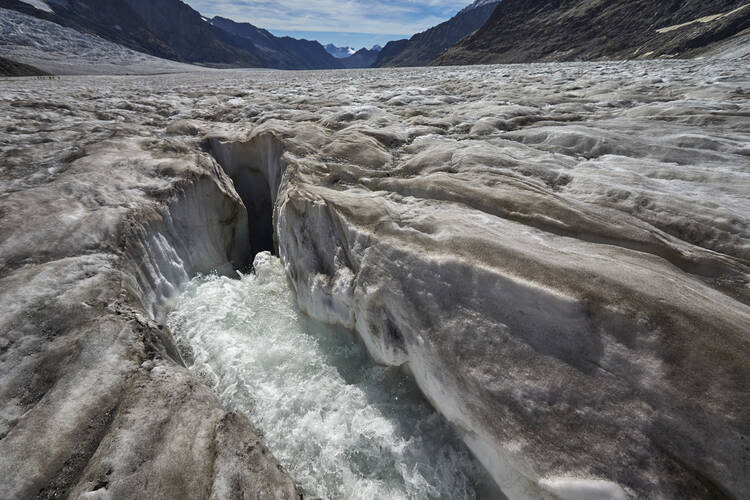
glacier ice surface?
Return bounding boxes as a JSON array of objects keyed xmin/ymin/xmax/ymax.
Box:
[{"xmin": 1, "ymin": 56, "xmax": 749, "ymax": 499}]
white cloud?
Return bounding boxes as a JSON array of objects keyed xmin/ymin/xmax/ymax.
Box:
[{"xmin": 185, "ymin": 0, "xmax": 472, "ymax": 35}]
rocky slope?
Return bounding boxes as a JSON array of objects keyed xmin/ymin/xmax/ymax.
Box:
[
  {"xmin": 370, "ymin": 39, "xmax": 409, "ymax": 67},
  {"xmin": 210, "ymin": 17, "xmax": 342, "ymax": 70},
  {"xmin": 338, "ymin": 47, "xmax": 381, "ymax": 69},
  {"xmin": 435, "ymin": 0, "xmax": 750, "ymax": 65},
  {"xmin": 372, "ymin": 0, "xmax": 499, "ymax": 67},
  {"xmin": 0, "ymin": 0, "xmax": 263, "ymax": 67},
  {"xmin": 0, "ymin": 55, "xmax": 48, "ymax": 76},
  {"xmin": 0, "ymin": 0, "xmax": 178, "ymax": 60},
  {"xmin": 1, "ymin": 57, "xmax": 749, "ymax": 498},
  {"xmin": 120, "ymin": 0, "xmax": 263, "ymax": 66},
  {"xmin": 0, "ymin": 0, "xmax": 344, "ymax": 70}
]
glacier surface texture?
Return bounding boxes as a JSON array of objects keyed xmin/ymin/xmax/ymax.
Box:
[{"xmin": 0, "ymin": 59, "xmax": 749, "ymax": 499}]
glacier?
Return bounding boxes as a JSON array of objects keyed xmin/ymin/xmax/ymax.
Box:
[
  {"xmin": 0, "ymin": 8, "xmax": 202, "ymax": 75},
  {"xmin": 0, "ymin": 56, "xmax": 749, "ymax": 499}
]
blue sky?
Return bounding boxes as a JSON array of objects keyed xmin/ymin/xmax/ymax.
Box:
[{"xmin": 184, "ymin": 0, "xmax": 473, "ymax": 48}]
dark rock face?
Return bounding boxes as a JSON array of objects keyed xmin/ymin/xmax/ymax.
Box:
[
  {"xmin": 370, "ymin": 39, "xmax": 409, "ymax": 67},
  {"xmin": 210, "ymin": 16, "xmax": 342, "ymax": 70},
  {"xmin": 338, "ymin": 47, "xmax": 381, "ymax": 68},
  {"xmin": 372, "ymin": 1, "xmax": 499, "ymax": 67},
  {"xmin": 0, "ymin": 55, "xmax": 48, "ymax": 76},
  {"xmin": 119, "ymin": 0, "xmax": 264, "ymax": 66},
  {"xmin": 435, "ymin": 0, "xmax": 750, "ymax": 65}
]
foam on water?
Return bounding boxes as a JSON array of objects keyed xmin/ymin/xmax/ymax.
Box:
[{"xmin": 167, "ymin": 252, "xmax": 500, "ymax": 499}]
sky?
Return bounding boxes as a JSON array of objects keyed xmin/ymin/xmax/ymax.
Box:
[{"xmin": 184, "ymin": 0, "xmax": 473, "ymax": 48}]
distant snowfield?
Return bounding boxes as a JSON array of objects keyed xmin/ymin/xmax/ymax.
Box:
[{"xmin": 0, "ymin": 8, "xmax": 205, "ymax": 75}]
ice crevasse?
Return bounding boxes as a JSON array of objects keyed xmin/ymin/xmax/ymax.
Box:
[{"xmin": 206, "ymin": 114, "xmax": 750, "ymax": 500}]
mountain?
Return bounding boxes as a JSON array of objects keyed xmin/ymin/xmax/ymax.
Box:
[
  {"xmin": 0, "ymin": 0, "xmax": 261, "ymax": 66},
  {"xmin": 0, "ymin": 0, "xmax": 343, "ymax": 69},
  {"xmin": 119, "ymin": 0, "xmax": 266, "ymax": 66},
  {"xmin": 325, "ymin": 44, "xmax": 356, "ymax": 58},
  {"xmin": 338, "ymin": 47, "xmax": 381, "ymax": 68},
  {"xmin": 0, "ymin": 0, "xmax": 180, "ymax": 61},
  {"xmin": 0, "ymin": 7, "xmax": 213, "ymax": 75},
  {"xmin": 370, "ymin": 39, "xmax": 409, "ymax": 67},
  {"xmin": 435, "ymin": 0, "xmax": 750, "ymax": 65},
  {"xmin": 323, "ymin": 43, "xmax": 384, "ymax": 68},
  {"xmin": 371, "ymin": 0, "xmax": 500, "ymax": 67},
  {"xmin": 210, "ymin": 17, "xmax": 342, "ymax": 70}
]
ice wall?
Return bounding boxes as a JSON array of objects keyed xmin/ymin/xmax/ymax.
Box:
[
  {"xmin": 123, "ymin": 175, "xmax": 250, "ymax": 321},
  {"xmin": 0, "ymin": 137, "xmax": 295, "ymax": 499},
  {"xmin": 208, "ymin": 133, "xmax": 285, "ymax": 258},
  {"xmin": 209, "ymin": 124, "xmax": 750, "ymax": 499}
]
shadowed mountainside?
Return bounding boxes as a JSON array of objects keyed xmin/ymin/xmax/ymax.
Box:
[
  {"xmin": 339, "ymin": 47, "xmax": 381, "ymax": 68},
  {"xmin": 0, "ymin": 55, "xmax": 48, "ymax": 76},
  {"xmin": 0, "ymin": 0, "xmax": 344, "ymax": 69},
  {"xmin": 371, "ymin": 39, "xmax": 410, "ymax": 67},
  {"xmin": 372, "ymin": 1, "xmax": 500, "ymax": 67},
  {"xmin": 210, "ymin": 16, "xmax": 342, "ymax": 70},
  {"xmin": 435, "ymin": 0, "xmax": 750, "ymax": 65}
]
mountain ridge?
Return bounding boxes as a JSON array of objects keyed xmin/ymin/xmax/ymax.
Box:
[
  {"xmin": 210, "ymin": 16, "xmax": 342, "ymax": 70},
  {"xmin": 0, "ymin": 0, "xmax": 347, "ymax": 69},
  {"xmin": 435, "ymin": 0, "xmax": 750, "ymax": 65},
  {"xmin": 338, "ymin": 47, "xmax": 381, "ymax": 68},
  {"xmin": 371, "ymin": 0, "xmax": 500, "ymax": 67}
]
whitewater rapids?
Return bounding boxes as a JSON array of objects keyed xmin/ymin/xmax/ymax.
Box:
[{"xmin": 167, "ymin": 252, "xmax": 500, "ymax": 500}]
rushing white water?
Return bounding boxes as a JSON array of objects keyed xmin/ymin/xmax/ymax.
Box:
[{"xmin": 167, "ymin": 252, "xmax": 501, "ymax": 499}]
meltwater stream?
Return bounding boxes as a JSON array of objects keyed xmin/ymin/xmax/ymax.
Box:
[{"xmin": 167, "ymin": 252, "xmax": 501, "ymax": 499}]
